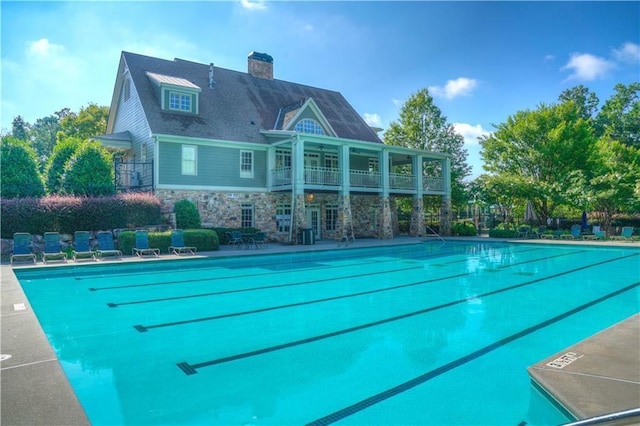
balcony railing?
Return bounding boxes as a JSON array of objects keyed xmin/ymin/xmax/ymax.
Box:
[{"xmin": 271, "ymin": 167, "xmax": 444, "ymax": 193}]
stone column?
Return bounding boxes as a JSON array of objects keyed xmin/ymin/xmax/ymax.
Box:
[
  {"xmin": 409, "ymin": 196, "xmax": 424, "ymax": 236},
  {"xmin": 378, "ymin": 196, "xmax": 393, "ymax": 239}
]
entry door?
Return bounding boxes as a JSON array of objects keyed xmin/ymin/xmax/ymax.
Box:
[
  {"xmin": 306, "ymin": 207, "xmax": 321, "ymax": 240},
  {"xmin": 305, "ymin": 154, "xmax": 320, "ymax": 184}
]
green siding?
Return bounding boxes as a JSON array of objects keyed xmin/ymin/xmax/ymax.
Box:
[{"xmin": 158, "ymin": 142, "xmax": 266, "ymax": 187}]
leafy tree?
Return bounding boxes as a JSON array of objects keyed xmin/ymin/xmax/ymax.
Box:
[
  {"xmin": 57, "ymin": 103, "xmax": 109, "ymax": 142},
  {"xmin": 30, "ymin": 114, "xmax": 61, "ymax": 165},
  {"xmin": 479, "ymin": 101, "xmax": 596, "ymax": 221},
  {"xmin": 45, "ymin": 137, "xmax": 83, "ymax": 194},
  {"xmin": 11, "ymin": 115, "xmax": 30, "ymax": 141},
  {"xmin": 595, "ymin": 83, "xmax": 640, "ymax": 147},
  {"xmin": 0, "ymin": 136, "xmax": 45, "ymax": 198},
  {"xmin": 174, "ymin": 199, "xmax": 202, "ymax": 229},
  {"xmin": 384, "ymin": 88, "xmax": 471, "ymax": 207},
  {"xmin": 558, "ymin": 85, "xmax": 599, "ymax": 119},
  {"xmin": 60, "ymin": 141, "xmax": 115, "ymax": 196}
]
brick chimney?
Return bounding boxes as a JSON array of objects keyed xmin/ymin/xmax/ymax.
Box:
[{"xmin": 248, "ymin": 51, "xmax": 273, "ymax": 80}]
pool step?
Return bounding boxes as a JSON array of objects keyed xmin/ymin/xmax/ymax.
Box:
[{"xmin": 527, "ymin": 313, "xmax": 640, "ymax": 421}]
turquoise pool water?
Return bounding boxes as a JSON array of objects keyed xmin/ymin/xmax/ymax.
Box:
[{"xmin": 15, "ymin": 241, "xmax": 640, "ymax": 425}]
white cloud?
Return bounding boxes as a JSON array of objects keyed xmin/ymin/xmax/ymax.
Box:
[
  {"xmin": 363, "ymin": 113, "xmax": 382, "ymax": 127},
  {"xmin": 561, "ymin": 53, "xmax": 614, "ymax": 81},
  {"xmin": 612, "ymin": 42, "xmax": 640, "ymax": 64},
  {"xmin": 544, "ymin": 54, "xmax": 555, "ymax": 62},
  {"xmin": 28, "ymin": 38, "xmax": 64, "ymax": 57},
  {"xmin": 428, "ymin": 77, "xmax": 478, "ymax": 100},
  {"xmin": 453, "ymin": 122, "xmax": 490, "ymax": 146},
  {"xmin": 392, "ymin": 98, "xmax": 403, "ymax": 107},
  {"xmin": 240, "ymin": 0, "xmax": 267, "ymax": 11}
]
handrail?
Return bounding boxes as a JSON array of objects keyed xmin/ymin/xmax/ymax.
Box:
[
  {"xmin": 561, "ymin": 407, "xmax": 640, "ymax": 426},
  {"xmin": 424, "ymin": 225, "xmax": 445, "ymax": 243}
]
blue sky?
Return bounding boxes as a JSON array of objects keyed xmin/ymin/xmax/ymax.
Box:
[{"xmin": 2, "ymin": 1, "xmax": 639, "ymax": 178}]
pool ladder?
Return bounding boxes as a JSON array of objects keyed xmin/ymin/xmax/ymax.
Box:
[
  {"xmin": 423, "ymin": 225, "xmax": 445, "ymax": 243},
  {"xmin": 561, "ymin": 407, "xmax": 640, "ymax": 426}
]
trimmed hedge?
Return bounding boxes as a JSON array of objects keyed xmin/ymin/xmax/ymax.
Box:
[
  {"xmin": 118, "ymin": 229, "xmax": 219, "ymax": 254},
  {"xmin": 452, "ymin": 220, "xmax": 477, "ymax": 236},
  {"xmin": 1, "ymin": 193, "xmax": 163, "ymax": 238}
]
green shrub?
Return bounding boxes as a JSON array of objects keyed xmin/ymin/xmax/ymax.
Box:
[
  {"xmin": 117, "ymin": 229, "xmax": 219, "ymax": 254},
  {"xmin": 60, "ymin": 141, "xmax": 114, "ymax": 196},
  {"xmin": 1, "ymin": 137, "xmax": 45, "ymax": 198},
  {"xmin": 45, "ymin": 137, "xmax": 82, "ymax": 194},
  {"xmin": 452, "ymin": 220, "xmax": 477, "ymax": 236},
  {"xmin": 488, "ymin": 228, "xmax": 517, "ymax": 238},
  {"xmin": 174, "ymin": 200, "xmax": 201, "ymax": 229}
]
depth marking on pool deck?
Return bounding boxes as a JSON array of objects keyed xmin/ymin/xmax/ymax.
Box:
[
  {"xmin": 175, "ymin": 252, "xmax": 638, "ymax": 375},
  {"xmin": 140, "ymin": 250, "xmax": 585, "ymax": 333},
  {"xmin": 305, "ymin": 281, "xmax": 640, "ymax": 425},
  {"xmin": 89, "ymin": 244, "xmax": 529, "ymax": 291}
]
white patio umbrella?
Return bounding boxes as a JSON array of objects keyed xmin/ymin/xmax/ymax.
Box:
[{"xmin": 525, "ymin": 200, "xmax": 538, "ymax": 225}]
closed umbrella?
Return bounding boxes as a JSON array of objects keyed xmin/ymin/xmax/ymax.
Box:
[
  {"xmin": 525, "ymin": 201, "xmax": 538, "ymax": 225},
  {"xmin": 581, "ymin": 210, "xmax": 588, "ymax": 230}
]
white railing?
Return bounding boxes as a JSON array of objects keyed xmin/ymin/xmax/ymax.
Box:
[
  {"xmin": 305, "ymin": 166, "xmax": 340, "ymax": 186},
  {"xmin": 350, "ymin": 170, "xmax": 381, "ymax": 188},
  {"xmin": 423, "ymin": 177, "xmax": 444, "ymax": 191},
  {"xmin": 389, "ymin": 173, "xmax": 414, "ymax": 189},
  {"xmin": 273, "ymin": 167, "xmax": 292, "ymax": 186}
]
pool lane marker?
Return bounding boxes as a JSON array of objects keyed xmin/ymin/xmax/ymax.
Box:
[
  {"xmin": 175, "ymin": 252, "xmax": 636, "ymax": 375},
  {"xmin": 142, "ymin": 250, "xmax": 584, "ymax": 333},
  {"xmin": 90, "ymin": 244, "xmax": 529, "ymax": 292},
  {"xmin": 305, "ymin": 280, "xmax": 640, "ymax": 426}
]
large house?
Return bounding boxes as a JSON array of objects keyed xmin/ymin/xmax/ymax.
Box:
[{"xmin": 98, "ymin": 51, "xmax": 452, "ymax": 242}]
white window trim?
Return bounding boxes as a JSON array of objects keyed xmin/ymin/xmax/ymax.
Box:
[
  {"xmin": 240, "ymin": 150, "xmax": 254, "ymax": 178},
  {"xmin": 182, "ymin": 145, "xmax": 197, "ymax": 176},
  {"xmin": 169, "ymin": 91, "xmax": 191, "ymax": 112}
]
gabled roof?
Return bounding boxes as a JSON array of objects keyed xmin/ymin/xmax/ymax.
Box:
[{"xmin": 115, "ymin": 51, "xmax": 382, "ymax": 145}]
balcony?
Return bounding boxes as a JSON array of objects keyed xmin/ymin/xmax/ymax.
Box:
[{"xmin": 271, "ymin": 167, "xmax": 444, "ymax": 193}]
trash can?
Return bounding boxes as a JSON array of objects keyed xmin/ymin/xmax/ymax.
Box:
[{"xmin": 302, "ymin": 228, "xmax": 315, "ymax": 245}]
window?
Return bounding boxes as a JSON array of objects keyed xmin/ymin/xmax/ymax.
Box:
[
  {"xmin": 182, "ymin": 145, "xmax": 197, "ymax": 175},
  {"xmin": 169, "ymin": 92, "xmax": 191, "ymax": 112},
  {"xmin": 294, "ymin": 118, "xmax": 324, "ymax": 135},
  {"xmin": 241, "ymin": 204, "xmax": 254, "ymax": 228},
  {"xmin": 276, "ymin": 204, "xmax": 291, "ymax": 233},
  {"xmin": 325, "ymin": 205, "xmax": 338, "ymax": 231},
  {"xmin": 324, "ymin": 154, "xmax": 338, "ymax": 169},
  {"xmin": 368, "ymin": 158, "xmax": 379, "ymax": 172},
  {"xmin": 240, "ymin": 150, "xmax": 253, "ymax": 178},
  {"xmin": 124, "ymin": 78, "xmax": 130, "ymax": 101},
  {"xmin": 276, "ymin": 150, "xmax": 291, "ymax": 169}
]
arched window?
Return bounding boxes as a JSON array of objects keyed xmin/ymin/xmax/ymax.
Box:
[
  {"xmin": 123, "ymin": 78, "xmax": 130, "ymax": 101},
  {"xmin": 294, "ymin": 119, "xmax": 324, "ymax": 135}
]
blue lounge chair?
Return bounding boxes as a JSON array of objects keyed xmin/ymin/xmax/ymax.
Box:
[
  {"xmin": 133, "ymin": 230, "xmax": 160, "ymax": 257},
  {"xmin": 10, "ymin": 233, "xmax": 37, "ymax": 265},
  {"xmin": 169, "ymin": 229, "xmax": 196, "ymax": 255},
  {"xmin": 611, "ymin": 226, "xmax": 634, "ymax": 241},
  {"xmin": 560, "ymin": 225, "xmax": 582, "ymax": 240},
  {"xmin": 72, "ymin": 231, "xmax": 96, "ymax": 261},
  {"xmin": 43, "ymin": 232, "xmax": 68, "ymax": 264},
  {"xmin": 96, "ymin": 231, "xmax": 122, "ymax": 260}
]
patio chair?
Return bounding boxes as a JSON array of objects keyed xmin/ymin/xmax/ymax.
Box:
[
  {"xmin": 250, "ymin": 231, "xmax": 267, "ymax": 249},
  {"xmin": 560, "ymin": 225, "xmax": 582, "ymax": 240},
  {"xmin": 72, "ymin": 231, "xmax": 96, "ymax": 261},
  {"xmin": 96, "ymin": 231, "xmax": 122, "ymax": 260},
  {"xmin": 10, "ymin": 233, "xmax": 37, "ymax": 265},
  {"xmin": 229, "ymin": 231, "xmax": 244, "ymax": 249},
  {"xmin": 169, "ymin": 229, "xmax": 196, "ymax": 255},
  {"xmin": 43, "ymin": 232, "xmax": 68, "ymax": 264},
  {"xmin": 133, "ymin": 230, "xmax": 160, "ymax": 257},
  {"xmin": 515, "ymin": 226, "xmax": 530, "ymax": 239},
  {"xmin": 611, "ymin": 226, "xmax": 634, "ymax": 241}
]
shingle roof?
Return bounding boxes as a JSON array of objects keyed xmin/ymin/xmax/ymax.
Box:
[{"xmin": 122, "ymin": 51, "xmax": 382, "ymax": 145}]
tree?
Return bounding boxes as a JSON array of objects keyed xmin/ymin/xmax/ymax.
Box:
[
  {"xmin": 11, "ymin": 115, "xmax": 30, "ymax": 141},
  {"xmin": 30, "ymin": 115, "xmax": 61, "ymax": 165},
  {"xmin": 479, "ymin": 101, "xmax": 596, "ymax": 221},
  {"xmin": 57, "ymin": 103, "xmax": 109, "ymax": 142},
  {"xmin": 1, "ymin": 136, "xmax": 45, "ymax": 198},
  {"xmin": 384, "ymin": 88, "xmax": 471, "ymax": 207},
  {"xmin": 558, "ymin": 85, "xmax": 599, "ymax": 119},
  {"xmin": 595, "ymin": 83, "xmax": 640, "ymax": 147},
  {"xmin": 60, "ymin": 141, "xmax": 115, "ymax": 196},
  {"xmin": 45, "ymin": 137, "xmax": 83, "ymax": 194}
]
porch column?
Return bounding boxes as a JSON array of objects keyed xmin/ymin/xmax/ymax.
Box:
[
  {"xmin": 410, "ymin": 196, "xmax": 425, "ymax": 236},
  {"xmin": 440, "ymin": 157, "xmax": 452, "ymax": 236},
  {"xmin": 380, "ymin": 149, "xmax": 389, "ymax": 198},
  {"xmin": 336, "ymin": 145, "xmax": 353, "ymax": 239},
  {"xmin": 266, "ymin": 147, "xmax": 275, "ymax": 191}
]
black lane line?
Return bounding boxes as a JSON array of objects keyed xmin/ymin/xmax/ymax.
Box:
[
  {"xmin": 139, "ymin": 250, "xmax": 583, "ymax": 332},
  {"xmin": 175, "ymin": 252, "xmax": 637, "ymax": 375},
  {"xmin": 108, "ymin": 265, "xmax": 423, "ymax": 308},
  {"xmin": 90, "ymin": 244, "xmax": 488, "ymax": 292},
  {"xmin": 306, "ymin": 281, "xmax": 640, "ymax": 425},
  {"xmin": 111, "ymin": 246, "xmax": 548, "ymax": 308}
]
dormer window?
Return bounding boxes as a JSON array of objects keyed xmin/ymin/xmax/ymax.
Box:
[
  {"xmin": 169, "ymin": 92, "xmax": 191, "ymax": 112},
  {"xmin": 146, "ymin": 71, "xmax": 201, "ymax": 114},
  {"xmin": 295, "ymin": 118, "xmax": 325, "ymax": 135}
]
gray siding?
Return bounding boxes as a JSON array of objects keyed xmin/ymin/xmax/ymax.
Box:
[{"xmin": 158, "ymin": 142, "xmax": 267, "ymax": 187}]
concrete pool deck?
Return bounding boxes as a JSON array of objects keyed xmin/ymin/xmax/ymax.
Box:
[{"xmin": 1, "ymin": 236, "xmax": 638, "ymax": 425}]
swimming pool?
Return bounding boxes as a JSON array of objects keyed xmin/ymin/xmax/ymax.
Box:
[{"xmin": 14, "ymin": 241, "xmax": 640, "ymax": 425}]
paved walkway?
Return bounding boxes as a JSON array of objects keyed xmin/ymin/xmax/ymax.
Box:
[{"xmin": 1, "ymin": 236, "xmax": 638, "ymax": 425}]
